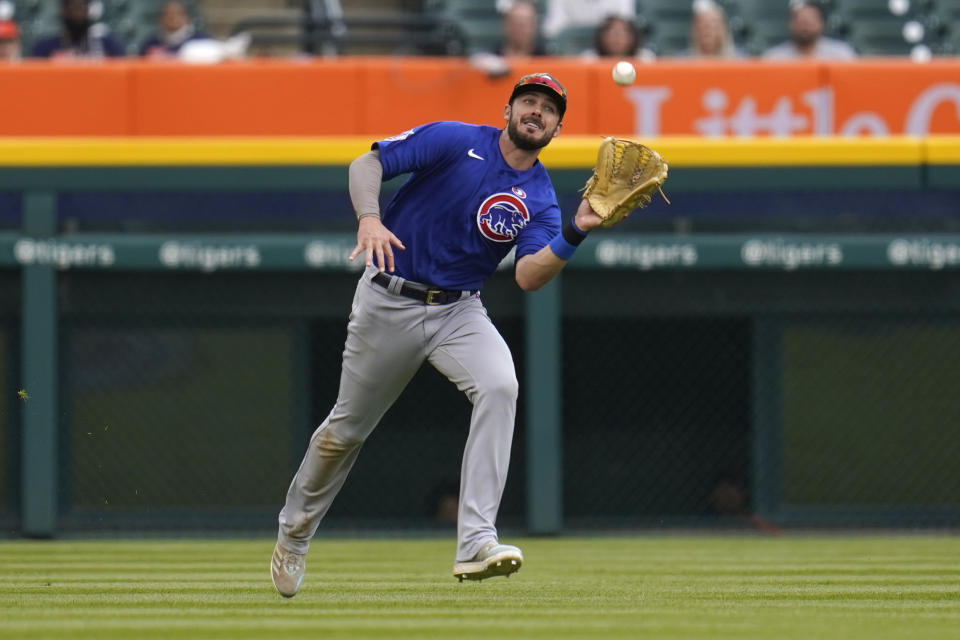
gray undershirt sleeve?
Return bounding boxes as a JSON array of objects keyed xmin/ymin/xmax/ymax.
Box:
[{"xmin": 348, "ymin": 149, "xmax": 384, "ymax": 220}]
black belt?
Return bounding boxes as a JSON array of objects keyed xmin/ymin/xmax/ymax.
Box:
[{"xmin": 371, "ymin": 272, "xmax": 476, "ymax": 306}]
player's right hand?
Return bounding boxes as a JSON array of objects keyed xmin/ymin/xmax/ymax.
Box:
[
  {"xmin": 572, "ymin": 197, "xmax": 603, "ymax": 233},
  {"xmin": 349, "ymin": 216, "xmax": 406, "ymax": 273}
]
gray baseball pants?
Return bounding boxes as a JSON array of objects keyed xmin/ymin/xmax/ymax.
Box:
[{"xmin": 277, "ymin": 267, "xmax": 518, "ymax": 563}]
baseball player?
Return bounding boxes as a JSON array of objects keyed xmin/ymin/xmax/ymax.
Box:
[{"xmin": 271, "ymin": 73, "xmax": 604, "ymax": 596}]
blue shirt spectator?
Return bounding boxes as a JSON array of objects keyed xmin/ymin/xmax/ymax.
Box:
[
  {"xmin": 30, "ymin": 0, "xmax": 125, "ymax": 59},
  {"xmin": 140, "ymin": 1, "xmax": 209, "ymax": 58}
]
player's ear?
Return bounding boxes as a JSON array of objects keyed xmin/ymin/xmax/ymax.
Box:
[
  {"xmin": 503, "ymin": 104, "xmax": 511, "ymax": 122},
  {"xmin": 553, "ymin": 121, "xmax": 562, "ymax": 137}
]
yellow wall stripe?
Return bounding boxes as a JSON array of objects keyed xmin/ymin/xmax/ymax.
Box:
[
  {"xmin": 0, "ymin": 136, "xmax": 957, "ymax": 168},
  {"xmin": 925, "ymin": 136, "xmax": 960, "ymax": 164},
  {"xmin": 0, "ymin": 138, "xmax": 369, "ymax": 167},
  {"xmin": 542, "ymin": 136, "xmax": 930, "ymax": 167}
]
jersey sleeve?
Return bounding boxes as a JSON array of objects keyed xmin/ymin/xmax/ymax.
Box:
[
  {"xmin": 373, "ymin": 121, "xmax": 470, "ymax": 182},
  {"xmin": 515, "ymin": 199, "xmax": 561, "ymax": 259}
]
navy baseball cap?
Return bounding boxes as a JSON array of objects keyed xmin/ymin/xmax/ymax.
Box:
[{"xmin": 509, "ymin": 73, "xmax": 567, "ymax": 120}]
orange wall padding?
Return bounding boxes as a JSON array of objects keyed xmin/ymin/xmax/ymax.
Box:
[{"xmin": 1, "ymin": 58, "xmax": 958, "ymax": 137}]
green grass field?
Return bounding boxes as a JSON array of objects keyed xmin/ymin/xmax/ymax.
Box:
[{"xmin": 2, "ymin": 535, "xmax": 958, "ymax": 640}]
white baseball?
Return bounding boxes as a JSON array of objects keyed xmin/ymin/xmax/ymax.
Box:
[{"xmin": 611, "ymin": 60, "xmax": 636, "ymax": 86}]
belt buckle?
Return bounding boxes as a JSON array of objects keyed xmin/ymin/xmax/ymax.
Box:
[{"xmin": 424, "ymin": 289, "xmax": 444, "ymax": 305}]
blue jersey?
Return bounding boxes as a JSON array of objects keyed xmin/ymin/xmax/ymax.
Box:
[{"xmin": 374, "ymin": 121, "xmax": 561, "ymax": 290}]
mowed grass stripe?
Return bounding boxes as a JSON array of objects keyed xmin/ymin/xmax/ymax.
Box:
[
  {"xmin": 0, "ymin": 606, "xmax": 951, "ymax": 625},
  {"xmin": 0, "ymin": 614, "xmax": 951, "ymax": 640},
  {"xmin": 0, "ymin": 616, "xmax": 836, "ymax": 634},
  {"xmin": 1, "ymin": 536, "xmax": 958, "ymax": 640},
  {"xmin": 7, "ymin": 578, "xmax": 956, "ymax": 597}
]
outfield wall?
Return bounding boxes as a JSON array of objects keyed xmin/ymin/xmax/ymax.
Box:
[{"xmin": 1, "ymin": 137, "xmax": 959, "ymax": 537}]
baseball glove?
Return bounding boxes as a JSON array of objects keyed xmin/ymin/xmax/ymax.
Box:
[{"xmin": 582, "ymin": 137, "xmax": 670, "ymax": 228}]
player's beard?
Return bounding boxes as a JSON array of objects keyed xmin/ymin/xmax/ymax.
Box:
[{"xmin": 507, "ymin": 115, "xmax": 555, "ymax": 151}]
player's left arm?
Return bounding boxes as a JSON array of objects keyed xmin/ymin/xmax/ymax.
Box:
[{"xmin": 514, "ymin": 198, "xmax": 602, "ymax": 291}]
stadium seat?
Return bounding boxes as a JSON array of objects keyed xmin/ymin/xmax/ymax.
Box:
[
  {"xmin": 429, "ymin": 0, "xmax": 501, "ymax": 55},
  {"xmin": 830, "ymin": 0, "xmax": 936, "ymax": 56},
  {"xmin": 637, "ymin": 0, "xmax": 692, "ymax": 56},
  {"xmin": 833, "ymin": 0, "xmax": 902, "ymax": 20},
  {"xmin": 846, "ymin": 17, "xmax": 913, "ymax": 55},
  {"xmin": 460, "ymin": 15, "xmax": 505, "ymax": 54},
  {"xmin": 931, "ymin": 0, "xmax": 960, "ymax": 27},
  {"xmin": 932, "ymin": 0, "xmax": 960, "ymax": 54},
  {"xmin": 638, "ymin": 0, "xmax": 692, "ymax": 24},
  {"xmin": 434, "ymin": 0, "xmax": 500, "ymax": 22},
  {"xmin": 433, "ymin": 0, "xmax": 549, "ymax": 55},
  {"xmin": 647, "ymin": 18, "xmax": 691, "ymax": 56},
  {"xmin": 8, "ymin": 0, "xmax": 58, "ymax": 53},
  {"xmin": 552, "ymin": 24, "xmax": 594, "ymax": 55},
  {"xmin": 728, "ymin": 0, "xmax": 792, "ymax": 28},
  {"xmin": 731, "ymin": 0, "xmax": 791, "ymax": 55},
  {"xmin": 7, "ymin": 0, "xmax": 43, "ymax": 20}
]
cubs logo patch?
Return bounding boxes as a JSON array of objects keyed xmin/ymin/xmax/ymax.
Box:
[{"xmin": 477, "ymin": 193, "xmax": 530, "ymax": 243}]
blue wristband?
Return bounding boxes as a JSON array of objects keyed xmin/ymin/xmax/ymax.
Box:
[{"xmin": 549, "ymin": 232, "xmax": 578, "ymax": 260}]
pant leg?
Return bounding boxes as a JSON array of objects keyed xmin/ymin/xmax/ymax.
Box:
[
  {"xmin": 278, "ymin": 272, "xmax": 427, "ymax": 554},
  {"xmin": 425, "ymin": 299, "xmax": 519, "ymax": 562}
]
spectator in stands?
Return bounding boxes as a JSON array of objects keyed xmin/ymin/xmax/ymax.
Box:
[
  {"xmin": 140, "ymin": 1, "xmax": 209, "ymax": 58},
  {"xmin": 580, "ymin": 15, "xmax": 655, "ymax": 63},
  {"xmin": 30, "ymin": 0, "xmax": 125, "ymax": 59},
  {"xmin": 494, "ymin": 0, "xmax": 546, "ymax": 58},
  {"xmin": 763, "ymin": 0, "xmax": 856, "ymax": 60},
  {"xmin": 705, "ymin": 471, "xmax": 748, "ymax": 518},
  {"xmin": 0, "ymin": 20, "xmax": 20, "ymax": 61},
  {"xmin": 676, "ymin": 0, "xmax": 744, "ymax": 59},
  {"xmin": 542, "ymin": 0, "xmax": 635, "ymax": 41},
  {"xmin": 427, "ymin": 478, "xmax": 460, "ymax": 526},
  {"xmin": 469, "ymin": 0, "xmax": 546, "ymax": 78}
]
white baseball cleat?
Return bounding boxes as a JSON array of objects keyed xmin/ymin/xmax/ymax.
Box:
[
  {"xmin": 452, "ymin": 541, "xmax": 523, "ymax": 582},
  {"xmin": 271, "ymin": 543, "xmax": 306, "ymax": 597}
]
